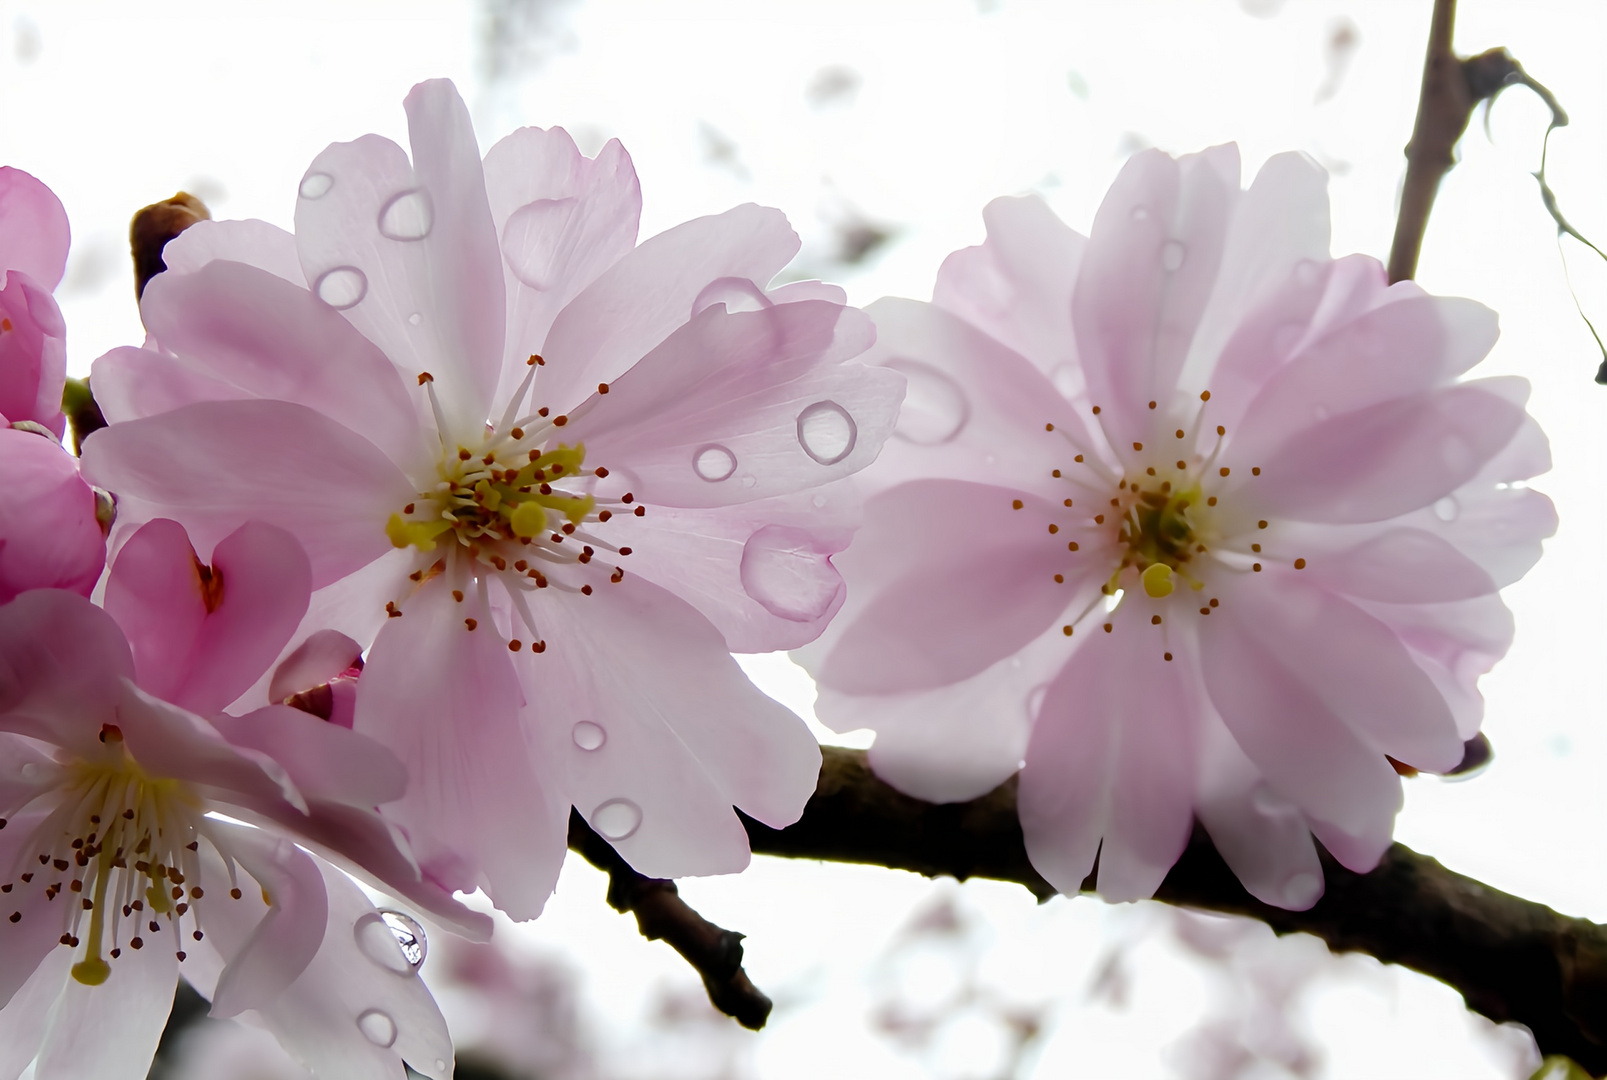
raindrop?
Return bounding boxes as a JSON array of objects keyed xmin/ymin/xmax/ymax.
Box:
[
  {"xmin": 381, "ymin": 910, "xmax": 427, "ymax": 968},
  {"xmin": 1161, "ymin": 240, "xmax": 1186, "ymax": 272},
  {"xmin": 354, "ymin": 911, "xmax": 418, "ymax": 974},
  {"xmin": 357, "ymin": 1009, "xmax": 398, "ymax": 1048},
  {"xmin": 811, "ymin": 494, "xmax": 827, "ymax": 508},
  {"xmin": 796, "ymin": 400, "xmax": 857, "ymax": 465},
  {"xmin": 1130, "ymin": 205, "xmax": 1150, "ymax": 221},
  {"xmin": 884, "ymin": 360, "xmax": 969, "ymax": 445},
  {"xmin": 739, "ymin": 525, "xmax": 844, "ymax": 622},
  {"xmin": 1283, "ymin": 872, "xmax": 1321, "ymax": 908},
  {"xmin": 502, "ymin": 197, "xmax": 579, "ymax": 290},
  {"xmin": 592, "ymin": 798, "xmax": 642, "ymax": 842},
  {"xmin": 378, "ymin": 188, "xmax": 433, "ymax": 241},
  {"xmin": 19, "ymin": 762, "xmax": 39, "ymax": 781},
  {"xmin": 1432, "ymin": 496, "xmax": 1459, "ymax": 522},
  {"xmin": 692, "ymin": 444, "xmax": 737, "ymax": 482},
  {"xmin": 1025, "ymin": 683, "xmax": 1049, "ymax": 719},
  {"xmin": 408, "ymin": 312, "xmax": 422, "ymax": 326},
  {"xmin": 691, "ymin": 276, "xmax": 772, "ymax": 318},
  {"xmin": 298, "ymin": 172, "xmax": 334, "ymax": 200},
  {"xmin": 572, "ymin": 721, "xmax": 606, "ymax": 751},
  {"xmin": 314, "ymin": 266, "xmax": 368, "ymax": 310}
]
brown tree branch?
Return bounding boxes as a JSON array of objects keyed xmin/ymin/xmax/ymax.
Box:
[{"xmin": 739, "ymin": 747, "xmax": 1607, "ymax": 1074}]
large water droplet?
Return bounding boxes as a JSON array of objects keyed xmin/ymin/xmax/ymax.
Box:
[
  {"xmin": 691, "ymin": 276, "xmax": 772, "ymax": 318},
  {"xmin": 299, "ymin": 172, "xmax": 334, "ymax": 200},
  {"xmin": 592, "ymin": 798, "xmax": 642, "ymax": 841},
  {"xmin": 1160, "ymin": 240, "xmax": 1186, "ymax": 272},
  {"xmin": 739, "ymin": 525, "xmax": 844, "ymax": 622},
  {"xmin": 357, "ymin": 1008, "xmax": 398, "ymax": 1048},
  {"xmin": 502, "ymin": 197, "xmax": 580, "ymax": 290},
  {"xmin": 408, "ymin": 312, "xmax": 423, "ymax": 326},
  {"xmin": 572, "ymin": 721, "xmax": 606, "ymax": 751},
  {"xmin": 796, "ymin": 400, "xmax": 857, "ymax": 465},
  {"xmin": 1433, "ymin": 496, "xmax": 1459, "ymax": 522},
  {"xmin": 381, "ymin": 909, "xmax": 427, "ymax": 968},
  {"xmin": 378, "ymin": 188, "xmax": 434, "ymax": 241},
  {"xmin": 354, "ymin": 911, "xmax": 413, "ymax": 974},
  {"xmin": 1282, "ymin": 872, "xmax": 1321, "ymax": 908},
  {"xmin": 692, "ymin": 444, "xmax": 737, "ymax": 482},
  {"xmin": 884, "ymin": 360, "xmax": 969, "ymax": 445},
  {"xmin": 315, "ymin": 266, "xmax": 368, "ymax": 310}
]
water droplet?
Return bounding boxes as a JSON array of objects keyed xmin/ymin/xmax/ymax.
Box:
[
  {"xmin": 356, "ymin": 1008, "xmax": 397, "ymax": 1048},
  {"xmin": 381, "ymin": 909, "xmax": 427, "ymax": 968},
  {"xmin": 354, "ymin": 911, "xmax": 419, "ymax": 974},
  {"xmin": 811, "ymin": 494, "xmax": 827, "ymax": 508},
  {"xmin": 1130, "ymin": 205, "xmax": 1150, "ymax": 221},
  {"xmin": 408, "ymin": 312, "xmax": 422, "ymax": 326},
  {"xmin": 314, "ymin": 266, "xmax": 368, "ymax": 310},
  {"xmin": 1161, "ymin": 240, "xmax": 1186, "ymax": 271},
  {"xmin": 299, "ymin": 172, "xmax": 334, "ymax": 200},
  {"xmin": 884, "ymin": 359, "xmax": 969, "ymax": 445},
  {"xmin": 796, "ymin": 400, "xmax": 857, "ymax": 465},
  {"xmin": 691, "ymin": 276, "xmax": 772, "ymax": 318},
  {"xmin": 1282, "ymin": 872, "xmax": 1321, "ymax": 908},
  {"xmin": 20, "ymin": 763, "xmax": 39, "ymax": 780},
  {"xmin": 572, "ymin": 721, "xmax": 606, "ymax": 751},
  {"xmin": 739, "ymin": 525, "xmax": 844, "ymax": 622},
  {"xmin": 435, "ymin": 1061, "xmax": 447, "ymax": 1072},
  {"xmin": 1433, "ymin": 496, "xmax": 1459, "ymax": 522},
  {"xmin": 592, "ymin": 798, "xmax": 642, "ymax": 841},
  {"xmin": 378, "ymin": 188, "xmax": 434, "ymax": 241},
  {"xmin": 502, "ymin": 197, "xmax": 580, "ymax": 290},
  {"xmin": 692, "ymin": 444, "xmax": 737, "ymax": 482},
  {"xmin": 1025, "ymin": 684, "xmax": 1049, "ymax": 719}
]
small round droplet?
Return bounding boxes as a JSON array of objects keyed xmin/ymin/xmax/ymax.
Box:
[
  {"xmin": 356, "ymin": 1008, "xmax": 398, "ymax": 1048},
  {"xmin": 1130, "ymin": 205, "xmax": 1150, "ymax": 221},
  {"xmin": 19, "ymin": 763, "xmax": 39, "ymax": 781},
  {"xmin": 885, "ymin": 360, "xmax": 969, "ymax": 445},
  {"xmin": 1433, "ymin": 496, "xmax": 1459, "ymax": 522},
  {"xmin": 378, "ymin": 188, "xmax": 434, "ymax": 241},
  {"xmin": 691, "ymin": 276, "xmax": 772, "ymax": 318},
  {"xmin": 315, "ymin": 266, "xmax": 368, "ymax": 310},
  {"xmin": 298, "ymin": 172, "xmax": 334, "ymax": 200},
  {"xmin": 572, "ymin": 721, "xmax": 606, "ymax": 751},
  {"xmin": 502, "ymin": 197, "xmax": 580, "ymax": 290},
  {"xmin": 408, "ymin": 312, "xmax": 423, "ymax": 326},
  {"xmin": 1051, "ymin": 365, "xmax": 1082, "ymax": 399},
  {"xmin": 811, "ymin": 494, "xmax": 827, "ymax": 508},
  {"xmin": 1283, "ymin": 872, "xmax": 1322, "ymax": 908},
  {"xmin": 796, "ymin": 400, "xmax": 857, "ymax": 465},
  {"xmin": 739, "ymin": 525, "xmax": 844, "ymax": 622},
  {"xmin": 692, "ymin": 444, "xmax": 737, "ymax": 482},
  {"xmin": 1025, "ymin": 684, "xmax": 1049, "ymax": 719},
  {"xmin": 1160, "ymin": 240, "xmax": 1186, "ymax": 271},
  {"xmin": 592, "ymin": 798, "xmax": 642, "ymax": 842}
]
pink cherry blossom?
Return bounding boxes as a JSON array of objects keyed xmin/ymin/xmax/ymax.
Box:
[
  {"xmin": 0, "ymin": 166, "xmax": 70, "ymax": 435},
  {"xmin": 795, "ymin": 146, "xmax": 1555, "ymax": 910},
  {"xmin": 81, "ymin": 79, "xmax": 904, "ymax": 919},
  {"xmin": 0, "ymin": 427, "xmax": 104, "ymax": 603},
  {"xmin": 0, "ymin": 522, "xmax": 491, "ymax": 1078}
]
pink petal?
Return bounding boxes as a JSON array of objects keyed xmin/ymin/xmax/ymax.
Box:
[
  {"xmin": 532, "ymin": 573, "xmax": 821, "ymax": 877},
  {"xmin": 90, "ymin": 345, "xmax": 242, "ymax": 426},
  {"xmin": 1018, "ymin": 603, "xmax": 1197, "ymax": 901},
  {"xmin": 811, "ymin": 480, "xmax": 1093, "ymax": 695},
  {"xmin": 355, "ymin": 578, "xmax": 567, "ymax": 921},
  {"xmin": 0, "ymin": 430, "xmax": 104, "ymax": 603},
  {"xmin": 213, "ymin": 706, "xmax": 406, "ymax": 808},
  {"xmin": 157, "ymin": 218, "xmax": 306, "ymax": 286},
  {"xmin": 267, "ymin": 629, "xmax": 363, "ymax": 705},
  {"xmin": 0, "ymin": 591, "xmax": 131, "ymax": 758},
  {"xmin": 569, "ymin": 300, "xmax": 902, "ymax": 508},
  {"xmin": 1284, "ymin": 527, "xmax": 1497, "ymax": 604},
  {"xmin": 538, "ymin": 203, "xmax": 800, "ymax": 413},
  {"xmin": 80, "ymin": 399, "xmax": 413, "ymax": 588},
  {"xmin": 0, "ymin": 271, "xmax": 67, "ymax": 433},
  {"xmin": 483, "ymin": 126, "xmax": 641, "ymax": 392},
  {"xmin": 0, "ymin": 167, "xmax": 70, "ymax": 290},
  {"xmin": 1355, "ymin": 592, "xmax": 1514, "ymax": 740},
  {"xmin": 933, "ymin": 194, "xmax": 1087, "ymax": 380},
  {"xmin": 1307, "ymin": 813, "xmax": 1394, "ymax": 875},
  {"xmin": 0, "ymin": 948, "xmax": 68, "ymax": 1076},
  {"xmin": 0, "ymin": 809, "xmax": 74, "ymax": 1010},
  {"xmin": 138, "ymin": 261, "xmax": 425, "ymax": 466},
  {"xmin": 30, "ymin": 923, "xmax": 174, "ymax": 1080}
]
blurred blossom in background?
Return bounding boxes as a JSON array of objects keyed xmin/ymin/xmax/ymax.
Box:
[{"xmin": 1, "ymin": 0, "xmax": 1601, "ymax": 1077}]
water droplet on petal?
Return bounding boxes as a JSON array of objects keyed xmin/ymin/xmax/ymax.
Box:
[
  {"xmin": 1433, "ymin": 496, "xmax": 1459, "ymax": 522},
  {"xmin": 796, "ymin": 400, "xmax": 857, "ymax": 465},
  {"xmin": 884, "ymin": 359, "xmax": 969, "ymax": 445},
  {"xmin": 739, "ymin": 525, "xmax": 844, "ymax": 622},
  {"xmin": 354, "ymin": 911, "xmax": 414, "ymax": 974},
  {"xmin": 315, "ymin": 266, "xmax": 368, "ymax": 310},
  {"xmin": 1282, "ymin": 872, "xmax": 1321, "ymax": 908},
  {"xmin": 435, "ymin": 1061, "xmax": 447, "ymax": 1072},
  {"xmin": 408, "ymin": 312, "xmax": 423, "ymax": 326},
  {"xmin": 592, "ymin": 799, "xmax": 642, "ymax": 841},
  {"xmin": 1026, "ymin": 683, "xmax": 1048, "ymax": 719},
  {"xmin": 811, "ymin": 494, "xmax": 827, "ymax": 508},
  {"xmin": 502, "ymin": 197, "xmax": 580, "ymax": 290},
  {"xmin": 691, "ymin": 276, "xmax": 773, "ymax": 318},
  {"xmin": 298, "ymin": 172, "xmax": 334, "ymax": 200},
  {"xmin": 20, "ymin": 763, "xmax": 39, "ymax": 780},
  {"xmin": 381, "ymin": 909, "xmax": 427, "ymax": 969},
  {"xmin": 692, "ymin": 444, "xmax": 737, "ymax": 482},
  {"xmin": 378, "ymin": 188, "xmax": 434, "ymax": 241},
  {"xmin": 1161, "ymin": 240, "xmax": 1186, "ymax": 272},
  {"xmin": 357, "ymin": 1008, "xmax": 398, "ymax": 1048},
  {"xmin": 572, "ymin": 721, "xmax": 606, "ymax": 751},
  {"xmin": 1130, "ymin": 205, "xmax": 1150, "ymax": 221}
]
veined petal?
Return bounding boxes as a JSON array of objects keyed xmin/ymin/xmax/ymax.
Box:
[
  {"xmin": 30, "ymin": 925, "xmax": 175, "ymax": 1080},
  {"xmin": 0, "ymin": 948, "xmax": 69, "ymax": 1079},
  {"xmin": 157, "ymin": 218, "xmax": 306, "ymax": 286},
  {"xmin": 0, "ymin": 809, "xmax": 72, "ymax": 1012},
  {"xmin": 213, "ymin": 706, "xmax": 406, "ymax": 808},
  {"xmin": 90, "ymin": 345, "xmax": 242, "ymax": 426},
  {"xmin": 0, "ymin": 271, "xmax": 67, "ymax": 433},
  {"xmin": 0, "ymin": 167, "xmax": 70, "ymax": 290},
  {"xmin": 0, "ymin": 591, "xmax": 132, "ymax": 759}
]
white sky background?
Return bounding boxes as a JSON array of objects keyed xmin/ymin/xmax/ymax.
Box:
[{"xmin": 2, "ymin": 1, "xmax": 1605, "ymax": 1077}]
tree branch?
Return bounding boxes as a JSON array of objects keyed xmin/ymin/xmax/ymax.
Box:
[{"xmin": 738, "ymin": 746, "xmax": 1607, "ymax": 1073}]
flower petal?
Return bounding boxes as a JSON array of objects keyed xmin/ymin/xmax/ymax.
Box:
[
  {"xmin": 213, "ymin": 706, "xmax": 406, "ymax": 808},
  {"xmin": 0, "ymin": 430, "xmax": 104, "ymax": 603},
  {"xmin": 0, "ymin": 167, "xmax": 70, "ymax": 290},
  {"xmin": 31, "ymin": 923, "xmax": 176, "ymax": 1080},
  {"xmin": 157, "ymin": 218, "xmax": 306, "ymax": 286},
  {"xmin": 0, "ymin": 809, "xmax": 74, "ymax": 1011},
  {"xmin": 89, "ymin": 345, "xmax": 243, "ymax": 426},
  {"xmin": 0, "ymin": 947, "xmax": 69, "ymax": 1079},
  {"xmin": 267, "ymin": 629, "xmax": 364, "ymax": 705},
  {"xmin": 0, "ymin": 271, "xmax": 67, "ymax": 433},
  {"xmin": 0, "ymin": 591, "xmax": 131, "ymax": 758}
]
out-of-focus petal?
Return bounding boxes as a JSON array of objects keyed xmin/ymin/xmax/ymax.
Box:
[
  {"xmin": 0, "ymin": 430, "xmax": 104, "ymax": 603},
  {"xmin": 157, "ymin": 218, "xmax": 306, "ymax": 286},
  {"xmin": 0, "ymin": 167, "xmax": 70, "ymax": 290},
  {"xmin": 0, "ymin": 271, "xmax": 67, "ymax": 433}
]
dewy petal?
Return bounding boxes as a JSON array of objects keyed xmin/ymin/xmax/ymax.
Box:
[
  {"xmin": 538, "ymin": 203, "xmax": 800, "ymax": 413},
  {"xmin": 0, "ymin": 167, "xmax": 70, "ymax": 290},
  {"xmin": 0, "ymin": 591, "xmax": 132, "ymax": 758},
  {"xmin": 483, "ymin": 125, "xmax": 641, "ymax": 392},
  {"xmin": 81, "ymin": 399, "xmax": 414, "ymax": 588},
  {"xmin": 1018, "ymin": 603, "xmax": 1197, "ymax": 902},
  {"xmin": 138, "ymin": 261, "xmax": 425, "ymax": 467},
  {"xmin": 932, "ymin": 194, "xmax": 1087, "ymax": 380},
  {"xmin": 157, "ymin": 218, "xmax": 307, "ymax": 286},
  {"xmin": 213, "ymin": 706, "xmax": 407, "ymax": 808},
  {"xmin": 568, "ymin": 300, "xmax": 903, "ymax": 508},
  {"xmin": 533, "ymin": 573, "xmax": 821, "ymax": 878},
  {"xmin": 0, "ymin": 430, "xmax": 104, "ymax": 603},
  {"xmin": 354, "ymin": 578, "xmax": 566, "ymax": 921},
  {"xmin": 0, "ymin": 270, "xmax": 67, "ymax": 433},
  {"xmin": 31, "ymin": 930, "xmax": 175, "ymax": 1080}
]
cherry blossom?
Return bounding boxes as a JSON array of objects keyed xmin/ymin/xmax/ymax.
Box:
[
  {"xmin": 0, "ymin": 519, "xmax": 491, "ymax": 1080},
  {"xmin": 0, "ymin": 166, "xmax": 70, "ymax": 436},
  {"xmin": 795, "ymin": 146, "xmax": 1555, "ymax": 909},
  {"xmin": 0, "ymin": 426, "xmax": 104, "ymax": 604},
  {"xmin": 80, "ymin": 79, "xmax": 904, "ymax": 919}
]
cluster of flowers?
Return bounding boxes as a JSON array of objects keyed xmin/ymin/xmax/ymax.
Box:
[{"xmin": 0, "ymin": 79, "xmax": 1552, "ymax": 1077}]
